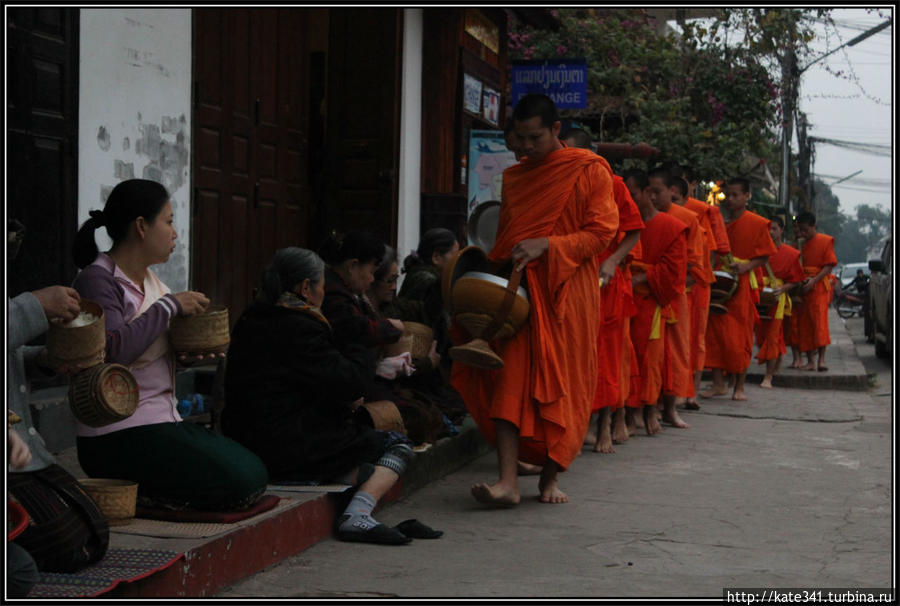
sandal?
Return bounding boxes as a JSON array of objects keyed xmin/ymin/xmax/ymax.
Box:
[
  {"xmin": 395, "ymin": 518, "xmax": 443, "ymax": 539},
  {"xmin": 336, "ymin": 517, "xmax": 411, "ymax": 545}
]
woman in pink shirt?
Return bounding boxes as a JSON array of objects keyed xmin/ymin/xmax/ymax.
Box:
[{"xmin": 71, "ymin": 179, "xmax": 267, "ymax": 511}]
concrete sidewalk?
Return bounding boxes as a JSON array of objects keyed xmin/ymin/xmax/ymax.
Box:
[
  {"xmin": 725, "ymin": 307, "xmax": 869, "ymax": 391},
  {"xmin": 219, "ymin": 356, "xmax": 892, "ymax": 598}
]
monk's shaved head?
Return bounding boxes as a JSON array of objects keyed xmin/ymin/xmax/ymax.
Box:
[{"xmin": 513, "ymin": 94, "xmax": 560, "ymax": 129}]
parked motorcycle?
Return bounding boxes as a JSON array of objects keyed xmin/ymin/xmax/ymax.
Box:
[{"xmin": 834, "ymin": 284, "xmax": 866, "ymax": 319}]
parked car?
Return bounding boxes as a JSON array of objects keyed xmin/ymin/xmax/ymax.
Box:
[{"xmin": 867, "ymin": 238, "xmax": 892, "ymax": 359}]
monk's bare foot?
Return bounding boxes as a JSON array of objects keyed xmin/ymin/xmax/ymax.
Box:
[
  {"xmin": 683, "ymin": 400, "xmax": 701, "ymax": 410},
  {"xmin": 798, "ymin": 362, "xmax": 816, "ymax": 371},
  {"xmin": 612, "ymin": 413, "xmax": 629, "ymax": 444},
  {"xmin": 633, "ymin": 412, "xmax": 645, "ymax": 429},
  {"xmin": 732, "ymin": 390, "xmax": 747, "ymax": 401},
  {"xmin": 583, "ymin": 429, "xmax": 597, "ymax": 446},
  {"xmin": 699, "ymin": 386, "xmax": 728, "ymax": 398},
  {"xmin": 643, "ymin": 406, "xmax": 662, "ymax": 436},
  {"xmin": 788, "ymin": 360, "xmax": 802, "ymax": 369},
  {"xmin": 760, "ymin": 377, "xmax": 773, "ymax": 389},
  {"xmin": 537, "ymin": 470, "xmax": 568, "ymax": 504},
  {"xmin": 517, "ymin": 461, "xmax": 543, "ymax": 476},
  {"xmin": 662, "ymin": 408, "xmax": 690, "ymax": 428},
  {"xmin": 471, "ymin": 482, "xmax": 520, "ymax": 507},
  {"xmin": 593, "ymin": 425, "xmax": 615, "ymax": 453}
]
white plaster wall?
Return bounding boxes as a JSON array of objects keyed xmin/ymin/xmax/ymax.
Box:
[
  {"xmin": 397, "ymin": 9, "xmax": 423, "ymax": 278},
  {"xmin": 78, "ymin": 8, "xmax": 192, "ymax": 291}
]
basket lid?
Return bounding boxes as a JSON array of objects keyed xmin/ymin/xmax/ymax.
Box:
[{"xmin": 96, "ymin": 365, "xmax": 139, "ymax": 416}]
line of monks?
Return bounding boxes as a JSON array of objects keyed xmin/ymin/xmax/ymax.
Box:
[{"xmin": 449, "ymin": 95, "xmax": 836, "ymax": 506}]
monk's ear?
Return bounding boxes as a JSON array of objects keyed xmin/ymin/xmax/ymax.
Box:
[{"xmin": 550, "ymin": 120, "xmax": 562, "ymax": 139}]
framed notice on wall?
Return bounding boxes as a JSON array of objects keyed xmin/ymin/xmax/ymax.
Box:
[
  {"xmin": 467, "ymin": 130, "xmax": 518, "ymax": 217},
  {"xmin": 463, "ymin": 73, "xmax": 482, "ymax": 115},
  {"xmin": 481, "ymin": 87, "xmax": 500, "ymax": 126}
]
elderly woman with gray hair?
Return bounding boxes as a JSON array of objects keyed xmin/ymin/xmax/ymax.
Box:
[{"xmin": 223, "ymin": 247, "xmax": 440, "ymax": 545}]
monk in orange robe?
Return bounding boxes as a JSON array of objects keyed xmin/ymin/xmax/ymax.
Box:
[
  {"xmin": 794, "ymin": 212, "xmax": 837, "ymax": 371},
  {"xmin": 648, "ymin": 169, "xmax": 700, "ymax": 429},
  {"xmin": 560, "ymin": 129, "xmax": 645, "ymax": 453},
  {"xmin": 625, "ymin": 168, "xmax": 688, "ymax": 435},
  {"xmin": 587, "ymin": 173, "xmax": 644, "ymax": 453},
  {"xmin": 755, "ymin": 216, "xmax": 805, "ymax": 387},
  {"xmin": 451, "ymin": 94, "xmax": 618, "ymax": 506},
  {"xmin": 701, "ymin": 178, "xmax": 777, "ymax": 401}
]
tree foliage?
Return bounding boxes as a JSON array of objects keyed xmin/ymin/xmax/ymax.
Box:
[{"xmin": 507, "ymin": 8, "xmax": 827, "ymax": 182}]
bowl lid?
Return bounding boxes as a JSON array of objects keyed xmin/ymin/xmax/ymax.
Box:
[{"xmin": 467, "ymin": 200, "xmax": 501, "ymax": 251}]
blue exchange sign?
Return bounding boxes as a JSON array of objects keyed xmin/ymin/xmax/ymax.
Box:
[{"xmin": 511, "ymin": 59, "xmax": 588, "ymax": 109}]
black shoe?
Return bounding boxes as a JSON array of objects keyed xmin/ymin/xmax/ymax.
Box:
[
  {"xmin": 335, "ymin": 516, "xmax": 411, "ymax": 545},
  {"xmin": 395, "ymin": 518, "xmax": 443, "ymax": 539}
]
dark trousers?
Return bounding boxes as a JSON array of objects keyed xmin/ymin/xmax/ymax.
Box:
[{"xmin": 77, "ymin": 422, "xmax": 268, "ymax": 510}]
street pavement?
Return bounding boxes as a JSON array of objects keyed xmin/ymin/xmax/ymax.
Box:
[{"xmin": 219, "ymin": 313, "xmax": 893, "ymax": 599}]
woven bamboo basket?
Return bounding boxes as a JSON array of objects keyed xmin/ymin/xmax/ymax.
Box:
[
  {"xmin": 45, "ymin": 299, "xmax": 105, "ymax": 368},
  {"xmin": 78, "ymin": 478, "xmax": 138, "ymax": 526},
  {"xmin": 356, "ymin": 400, "xmax": 406, "ymax": 435},
  {"xmin": 169, "ymin": 305, "xmax": 230, "ymax": 355},
  {"xmin": 383, "ymin": 333, "xmax": 414, "ymax": 358},
  {"xmin": 404, "ymin": 322, "xmax": 434, "ymax": 359},
  {"xmin": 68, "ymin": 363, "xmax": 139, "ymax": 427}
]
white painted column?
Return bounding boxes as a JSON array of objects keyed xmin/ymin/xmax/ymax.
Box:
[{"xmin": 397, "ymin": 8, "xmax": 423, "ymax": 268}]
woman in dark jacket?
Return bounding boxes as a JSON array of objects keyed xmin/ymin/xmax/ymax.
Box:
[{"xmin": 223, "ymin": 247, "xmax": 418, "ymax": 545}]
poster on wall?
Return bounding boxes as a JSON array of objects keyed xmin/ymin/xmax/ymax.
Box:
[
  {"xmin": 463, "ymin": 73, "xmax": 482, "ymax": 115},
  {"xmin": 481, "ymin": 87, "xmax": 500, "ymax": 126},
  {"xmin": 467, "ymin": 130, "xmax": 518, "ymax": 217}
]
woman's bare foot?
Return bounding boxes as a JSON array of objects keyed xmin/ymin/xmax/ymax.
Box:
[
  {"xmin": 537, "ymin": 466, "xmax": 568, "ymax": 504},
  {"xmin": 471, "ymin": 482, "xmax": 521, "ymax": 507},
  {"xmin": 517, "ymin": 461, "xmax": 543, "ymax": 476}
]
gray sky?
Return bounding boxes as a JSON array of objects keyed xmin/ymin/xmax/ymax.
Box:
[{"xmin": 797, "ymin": 7, "xmax": 893, "ymax": 216}]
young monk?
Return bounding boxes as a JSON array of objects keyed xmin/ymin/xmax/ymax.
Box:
[
  {"xmin": 755, "ymin": 217, "xmax": 805, "ymax": 387},
  {"xmin": 562, "ymin": 130, "xmax": 644, "ymax": 454},
  {"xmin": 648, "ymin": 169, "xmax": 701, "ymax": 429},
  {"xmin": 624, "ymin": 168, "xmax": 688, "ymax": 436},
  {"xmin": 794, "ymin": 212, "xmax": 837, "ymax": 371},
  {"xmin": 667, "ymin": 164, "xmax": 720, "ymax": 411},
  {"xmin": 701, "ymin": 178, "xmax": 777, "ymax": 401},
  {"xmin": 451, "ymin": 94, "xmax": 618, "ymax": 505}
]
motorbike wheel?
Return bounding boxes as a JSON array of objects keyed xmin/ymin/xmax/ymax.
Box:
[{"xmin": 837, "ymin": 303, "xmax": 857, "ymax": 319}]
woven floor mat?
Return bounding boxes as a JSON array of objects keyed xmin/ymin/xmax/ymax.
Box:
[
  {"xmin": 111, "ymin": 496, "xmax": 295, "ymax": 538},
  {"xmin": 28, "ymin": 548, "xmax": 183, "ymax": 598},
  {"xmin": 267, "ymin": 483, "xmax": 352, "ymax": 493}
]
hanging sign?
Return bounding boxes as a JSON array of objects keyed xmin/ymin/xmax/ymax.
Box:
[{"xmin": 511, "ymin": 59, "xmax": 588, "ymax": 109}]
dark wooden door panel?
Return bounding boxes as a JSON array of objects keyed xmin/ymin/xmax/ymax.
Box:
[
  {"xmin": 6, "ymin": 8, "xmax": 78, "ymax": 295},
  {"xmin": 193, "ymin": 8, "xmax": 310, "ymax": 321}
]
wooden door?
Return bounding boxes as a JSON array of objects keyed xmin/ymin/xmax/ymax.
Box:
[
  {"xmin": 193, "ymin": 9, "xmax": 309, "ymax": 321},
  {"xmin": 6, "ymin": 8, "xmax": 79, "ymax": 294},
  {"xmin": 319, "ymin": 9, "xmax": 402, "ymax": 247}
]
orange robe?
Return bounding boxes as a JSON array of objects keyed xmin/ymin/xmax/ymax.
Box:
[
  {"xmin": 704, "ymin": 210, "xmax": 777, "ymax": 373},
  {"xmin": 592, "ymin": 175, "xmax": 644, "ymax": 411},
  {"xmin": 798, "ymin": 233, "xmax": 837, "ymax": 352},
  {"xmin": 704, "ymin": 202, "xmax": 732, "ymax": 255},
  {"xmin": 756, "ymin": 243, "xmax": 804, "ymax": 363},
  {"xmin": 683, "ymin": 198, "xmax": 717, "ymax": 373},
  {"xmin": 627, "ymin": 212, "xmax": 687, "ymax": 407},
  {"xmin": 663, "ymin": 204, "xmax": 702, "ymax": 398},
  {"xmin": 450, "ymin": 147, "xmax": 619, "ymax": 469}
]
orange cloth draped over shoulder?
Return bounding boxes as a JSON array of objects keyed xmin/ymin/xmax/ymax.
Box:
[
  {"xmin": 798, "ymin": 233, "xmax": 837, "ymax": 352},
  {"xmin": 626, "ymin": 212, "xmax": 687, "ymax": 407},
  {"xmin": 755, "ymin": 243, "xmax": 805, "ymax": 363},
  {"xmin": 702, "ymin": 201, "xmax": 732, "ymax": 255},
  {"xmin": 683, "ymin": 197, "xmax": 717, "ymax": 373},
  {"xmin": 662, "ymin": 204, "xmax": 702, "ymax": 397},
  {"xmin": 704, "ymin": 210, "xmax": 777, "ymax": 374},
  {"xmin": 450, "ymin": 147, "xmax": 619, "ymax": 470},
  {"xmin": 592, "ymin": 175, "xmax": 645, "ymax": 411}
]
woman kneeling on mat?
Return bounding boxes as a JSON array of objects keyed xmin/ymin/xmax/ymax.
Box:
[
  {"xmin": 223, "ymin": 247, "xmax": 440, "ymax": 544},
  {"xmin": 72, "ymin": 179, "xmax": 268, "ymax": 511}
]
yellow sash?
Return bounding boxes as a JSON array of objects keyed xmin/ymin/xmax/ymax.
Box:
[
  {"xmin": 650, "ymin": 305, "xmax": 662, "ymax": 340},
  {"xmin": 803, "ymin": 266, "xmax": 832, "ymax": 295},
  {"xmin": 732, "ymin": 256, "xmax": 759, "ymax": 290},
  {"xmin": 762, "ymin": 275, "xmax": 791, "ymax": 320}
]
